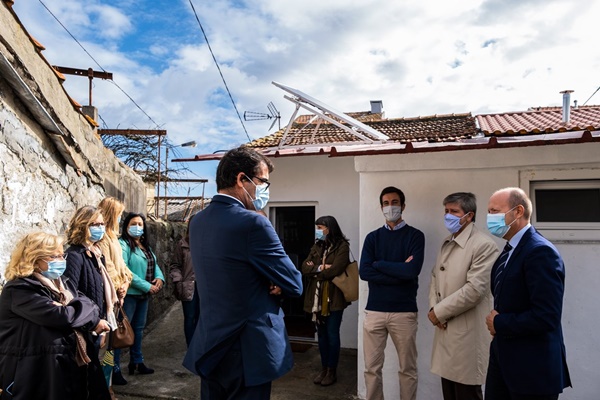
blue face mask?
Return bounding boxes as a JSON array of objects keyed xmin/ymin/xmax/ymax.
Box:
[
  {"xmin": 128, "ymin": 225, "xmax": 144, "ymax": 238},
  {"xmin": 42, "ymin": 259, "xmax": 67, "ymax": 279},
  {"xmin": 89, "ymin": 226, "xmax": 105, "ymax": 242},
  {"xmin": 487, "ymin": 206, "xmax": 518, "ymax": 238},
  {"xmin": 243, "ymin": 175, "xmax": 270, "ymax": 211},
  {"xmin": 444, "ymin": 212, "xmax": 470, "ymax": 234},
  {"xmin": 315, "ymin": 229, "xmax": 326, "ymax": 241}
]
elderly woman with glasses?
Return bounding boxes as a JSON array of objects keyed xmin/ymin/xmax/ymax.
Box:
[
  {"xmin": 64, "ymin": 206, "xmax": 119, "ymax": 356},
  {"xmin": 0, "ymin": 232, "xmax": 110, "ymax": 400}
]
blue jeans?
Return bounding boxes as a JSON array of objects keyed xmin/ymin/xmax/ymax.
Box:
[
  {"xmin": 181, "ymin": 289, "xmax": 200, "ymax": 347},
  {"xmin": 114, "ymin": 295, "xmax": 149, "ymax": 370},
  {"xmin": 316, "ymin": 309, "xmax": 344, "ymax": 368}
]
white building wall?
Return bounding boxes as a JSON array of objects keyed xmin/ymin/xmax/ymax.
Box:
[
  {"xmin": 355, "ymin": 143, "xmax": 600, "ymax": 400},
  {"xmin": 267, "ymin": 155, "xmax": 360, "ymax": 349}
]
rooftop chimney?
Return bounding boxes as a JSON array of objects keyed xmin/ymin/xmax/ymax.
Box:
[
  {"xmin": 370, "ymin": 100, "xmax": 383, "ymax": 115},
  {"xmin": 560, "ymin": 90, "xmax": 573, "ymax": 123}
]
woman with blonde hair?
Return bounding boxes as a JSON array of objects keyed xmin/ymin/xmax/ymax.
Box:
[
  {"xmin": 64, "ymin": 207, "xmax": 119, "ymax": 360},
  {"xmin": 97, "ymin": 197, "xmax": 133, "ymax": 389},
  {"xmin": 0, "ymin": 232, "xmax": 110, "ymax": 399},
  {"xmin": 97, "ymin": 197, "xmax": 132, "ymax": 301}
]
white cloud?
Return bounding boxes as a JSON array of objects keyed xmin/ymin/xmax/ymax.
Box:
[{"xmin": 10, "ymin": 0, "xmax": 600, "ymax": 195}]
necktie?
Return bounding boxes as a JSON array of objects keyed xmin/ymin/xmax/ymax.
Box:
[{"xmin": 493, "ymin": 242, "xmax": 513, "ymax": 306}]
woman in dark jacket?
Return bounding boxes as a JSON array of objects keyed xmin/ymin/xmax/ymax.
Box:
[
  {"xmin": 301, "ymin": 215, "xmax": 351, "ymax": 387},
  {"xmin": 0, "ymin": 232, "xmax": 110, "ymax": 400},
  {"xmin": 64, "ymin": 206, "xmax": 118, "ymax": 353},
  {"xmin": 169, "ymin": 217, "xmax": 199, "ymax": 347}
]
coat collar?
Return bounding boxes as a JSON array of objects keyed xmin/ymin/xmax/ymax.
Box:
[
  {"xmin": 444, "ymin": 221, "xmax": 476, "ymax": 249},
  {"xmin": 213, "ymin": 193, "xmax": 245, "ymax": 208}
]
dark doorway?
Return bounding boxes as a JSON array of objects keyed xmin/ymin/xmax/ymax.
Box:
[{"xmin": 272, "ymin": 206, "xmax": 316, "ymax": 341}]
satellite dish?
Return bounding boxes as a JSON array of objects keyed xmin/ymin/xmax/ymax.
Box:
[{"xmin": 243, "ymin": 102, "xmax": 281, "ymax": 131}]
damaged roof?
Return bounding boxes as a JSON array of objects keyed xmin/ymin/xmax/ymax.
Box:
[{"xmin": 247, "ymin": 112, "xmax": 478, "ymax": 148}]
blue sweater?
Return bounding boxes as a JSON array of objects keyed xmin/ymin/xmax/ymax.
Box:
[{"xmin": 359, "ymin": 224, "xmax": 425, "ymax": 312}]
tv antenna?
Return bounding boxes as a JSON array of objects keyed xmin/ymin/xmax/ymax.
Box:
[{"xmin": 243, "ymin": 102, "xmax": 281, "ymax": 131}]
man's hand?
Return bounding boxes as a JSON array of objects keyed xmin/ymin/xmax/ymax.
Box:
[
  {"xmin": 405, "ymin": 255, "xmax": 414, "ymax": 262},
  {"xmin": 269, "ymin": 283, "xmax": 282, "ymax": 296},
  {"xmin": 428, "ymin": 308, "xmax": 447, "ymax": 329},
  {"xmin": 486, "ymin": 310, "xmax": 499, "ymax": 336}
]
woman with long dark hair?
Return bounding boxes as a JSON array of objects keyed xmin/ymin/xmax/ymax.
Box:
[
  {"xmin": 112, "ymin": 213, "xmax": 164, "ymax": 385},
  {"xmin": 301, "ymin": 215, "xmax": 351, "ymax": 387}
]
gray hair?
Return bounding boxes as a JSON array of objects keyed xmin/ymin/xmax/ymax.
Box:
[{"xmin": 443, "ymin": 192, "xmax": 477, "ymax": 222}]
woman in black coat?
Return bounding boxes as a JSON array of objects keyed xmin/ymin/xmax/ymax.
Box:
[
  {"xmin": 64, "ymin": 206, "xmax": 119, "ymax": 354},
  {"xmin": 0, "ymin": 232, "xmax": 110, "ymax": 400}
]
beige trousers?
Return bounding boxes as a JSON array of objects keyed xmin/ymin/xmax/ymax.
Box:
[{"xmin": 363, "ymin": 311, "xmax": 418, "ymax": 400}]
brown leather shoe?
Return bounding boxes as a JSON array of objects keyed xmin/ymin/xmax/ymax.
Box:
[
  {"xmin": 320, "ymin": 368, "xmax": 337, "ymax": 386},
  {"xmin": 313, "ymin": 368, "xmax": 327, "ymax": 384}
]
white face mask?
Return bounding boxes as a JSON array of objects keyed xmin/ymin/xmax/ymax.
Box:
[{"xmin": 382, "ymin": 205, "xmax": 402, "ymax": 222}]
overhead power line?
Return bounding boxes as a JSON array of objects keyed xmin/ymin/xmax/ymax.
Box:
[
  {"xmin": 37, "ymin": 0, "xmax": 162, "ymax": 129},
  {"xmin": 187, "ymin": 0, "xmax": 251, "ymax": 142},
  {"xmin": 582, "ymin": 85, "xmax": 600, "ymax": 106}
]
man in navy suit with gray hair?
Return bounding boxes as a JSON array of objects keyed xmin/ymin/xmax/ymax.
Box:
[
  {"xmin": 485, "ymin": 187, "xmax": 571, "ymax": 400},
  {"xmin": 183, "ymin": 146, "xmax": 303, "ymax": 400}
]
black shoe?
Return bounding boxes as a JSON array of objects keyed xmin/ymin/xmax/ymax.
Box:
[
  {"xmin": 112, "ymin": 370, "xmax": 128, "ymax": 385},
  {"xmin": 129, "ymin": 362, "xmax": 154, "ymax": 375}
]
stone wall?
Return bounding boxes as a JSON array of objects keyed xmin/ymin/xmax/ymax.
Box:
[
  {"xmin": 144, "ymin": 220, "xmax": 187, "ymax": 325},
  {"xmin": 0, "ymin": 2, "xmax": 147, "ymax": 280}
]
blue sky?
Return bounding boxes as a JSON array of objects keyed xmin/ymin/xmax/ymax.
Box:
[{"xmin": 12, "ymin": 0, "xmax": 600, "ymax": 197}]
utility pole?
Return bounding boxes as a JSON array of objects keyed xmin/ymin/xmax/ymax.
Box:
[{"xmin": 53, "ymin": 66, "xmax": 113, "ymax": 106}]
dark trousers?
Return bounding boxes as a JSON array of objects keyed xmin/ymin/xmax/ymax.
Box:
[
  {"xmin": 316, "ymin": 309, "xmax": 344, "ymax": 368},
  {"xmin": 441, "ymin": 377, "xmax": 482, "ymax": 400},
  {"xmin": 181, "ymin": 289, "xmax": 200, "ymax": 347},
  {"xmin": 200, "ymin": 348, "xmax": 271, "ymax": 400},
  {"xmin": 486, "ymin": 342, "xmax": 559, "ymax": 400}
]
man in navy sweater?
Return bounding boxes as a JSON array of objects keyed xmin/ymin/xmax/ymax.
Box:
[{"xmin": 359, "ymin": 186, "xmax": 425, "ymax": 400}]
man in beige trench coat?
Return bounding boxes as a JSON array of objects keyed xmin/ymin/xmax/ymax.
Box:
[{"xmin": 428, "ymin": 192, "xmax": 500, "ymax": 400}]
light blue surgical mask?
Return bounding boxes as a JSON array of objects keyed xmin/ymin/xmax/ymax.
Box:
[
  {"xmin": 444, "ymin": 212, "xmax": 471, "ymax": 234},
  {"xmin": 315, "ymin": 229, "xmax": 326, "ymax": 241},
  {"xmin": 486, "ymin": 206, "xmax": 518, "ymax": 238},
  {"xmin": 42, "ymin": 259, "xmax": 67, "ymax": 279},
  {"xmin": 89, "ymin": 226, "xmax": 105, "ymax": 242},
  {"xmin": 243, "ymin": 175, "xmax": 270, "ymax": 211},
  {"xmin": 128, "ymin": 225, "xmax": 144, "ymax": 238}
]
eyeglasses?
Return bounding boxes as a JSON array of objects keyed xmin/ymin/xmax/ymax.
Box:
[
  {"xmin": 252, "ymin": 176, "xmax": 271, "ymax": 189},
  {"xmin": 89, "ymin": 222, "xmax": 105, "ymax": 227},
  {"xmin": 46, "ymin": 253, "xmax": 67, "ymax": 260}
]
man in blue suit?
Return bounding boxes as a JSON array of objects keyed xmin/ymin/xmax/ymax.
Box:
[
  {"xmin": 485, "ymin": 187, "xmax": 571, "ymax": 400},
  {"xmin": 183, "ymin": 146, "xmax": 303, "ymax": 400}
]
